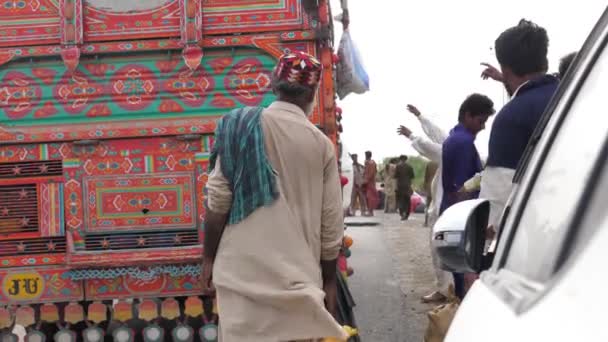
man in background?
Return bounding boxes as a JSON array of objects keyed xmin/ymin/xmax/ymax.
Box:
[
  {"xmin": 363, "ymin": 151, "xmax": 378, "ymax": 216},
  {"xmin": 383, "ymin": 159, "xmax": 398, "ymax": 213},
  {"xmin": 394, "ymin": 155, "xmax": 415, "ymax": 221},
  {"xmin": 349, "ymin": 154, "xmax": 367, "ymax": 216}
]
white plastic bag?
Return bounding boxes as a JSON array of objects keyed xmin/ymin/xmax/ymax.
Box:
[{"xmin": 336, "ymin": 30, "xmax": 370, "ymax": 100}]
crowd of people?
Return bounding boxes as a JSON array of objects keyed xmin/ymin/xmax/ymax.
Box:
[
  {"xmin": 348, "ymin": 152, "xmax": 416, "ymax": 221},
  {"xmin": 198, "ymin": 15, "xmax": 579, "ymax": 342},
  {"xmin": 398, "ymin": 19, "xmax": 577, "ymax": 302}
]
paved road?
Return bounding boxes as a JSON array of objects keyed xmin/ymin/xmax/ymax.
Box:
[{"xmin": 345, "ymin": 213, "xmax": 436, "ymax": 342}]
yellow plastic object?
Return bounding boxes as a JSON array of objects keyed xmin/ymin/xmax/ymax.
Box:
[
  {"xmin": 323, "ymin": 325, "xmax": 359, "ymax": 341},
  {"xmin": 344, "ymin": 326, "xmax": 358, "ymax": 336}
]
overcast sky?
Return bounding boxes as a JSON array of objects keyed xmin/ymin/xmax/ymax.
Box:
[{"xmin": 330, "ymin": 0, "xmax": 608, "ymax": 160}]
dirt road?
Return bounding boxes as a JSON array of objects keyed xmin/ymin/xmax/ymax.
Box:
[{"xmin": 346, "ymin": 213, "xmax": 437, "ymax": 342}]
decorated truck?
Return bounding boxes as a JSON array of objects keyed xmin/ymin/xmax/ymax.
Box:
[{"xmin": 0, "ymin": 0, "xmax": 355, "ymax": 341}]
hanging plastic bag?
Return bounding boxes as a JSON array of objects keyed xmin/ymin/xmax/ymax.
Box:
[{"xmin": 336, "ymin": 30, "xmax": 370, "ymax": 100}]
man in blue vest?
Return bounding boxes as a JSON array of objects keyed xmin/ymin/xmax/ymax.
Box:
[
  {"xmin": 442, "ymin": 94, "xmax": 495, "ymax": 299},
  {"xmin": 480, "ymin": 19, "xmax": 559, "ymax": 233}
]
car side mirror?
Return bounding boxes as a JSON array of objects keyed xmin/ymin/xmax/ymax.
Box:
[{"xmin": 432, "ymin": 199, "xmax": 490, "ymax": 273}]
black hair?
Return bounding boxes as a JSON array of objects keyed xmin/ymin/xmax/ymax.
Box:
[
  {"xmin": 399, "ymin": 155, "xmax": 408, "ymax": 161},
  {"xmin": 495, "ymin": 19, "xmax": 549, "ymax": 77},
  {"xmin": 458, "ymin": 94, "xmax": 495, "ymax": 122},
  {"xmin": 271, "ymin": 75, "xmax": 316, "ymax": 102},
  {"xmin": 558, "ymin": 52, "xmax": 577, "ymax": 79},
  {"xmin": 365, "ymin": 151, "xmax": 372, "ymax": 159},
  {"xmin": 390, "ymin": 158, "xmax": 398, "ymax": 163}
]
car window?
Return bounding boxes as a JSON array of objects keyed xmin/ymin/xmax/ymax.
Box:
[{"xmin": 502, "ymin": 44, "xmax": 608, "ymax": 283}]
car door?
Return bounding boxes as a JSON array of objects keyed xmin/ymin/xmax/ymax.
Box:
[{"xmin": 446, "ymin": 7, "xmax": 608, "ymax": 341}]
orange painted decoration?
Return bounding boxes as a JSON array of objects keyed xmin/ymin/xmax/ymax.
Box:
[
  {"xmin": 138, "ymin": 299, "xmax": 159, "ymax": 322},
  {"xmin": 161, "ymin": 298, "xmax": 180, "ymax": 320},
  {"xmin": 35, "ymin": 102, "xmax": 60, "ymax": 118},
  {"xmin": 63, "ymin": 5, "xmax": 74, "ymax": 20},
  {"xmin": 186, "ymin": 3, "xmax": 196, "ymax": 18},
  {"xmin": 64, "ymin": 302, "xmax": 84, "ymax": 324},
  {"xmin": 65, "ymin": 24, "xmax": 76, "ymax": 41},
  {"xmin": 0, "ymin": 307, "xmax": 11, "ymax": 329},
  {"xmin": 113, "ymin": 301, "xmax": 133, "ymax": 322},
  {"xmin": 182, "ymin": 45, "xmax": 204, "ymax": 71},
  {"xmin": 40, "ymin": 303, "xmax": 60, "ymax": 323},
  {"xmin": 184, "ymin": 296, "xmax": 204, "ymax": 318},
  {"xmin": 185, "ymin": 22, "xmax": 197, "ymax": 40},
  {"xmin": 60, "ymin": 46, "xmax": 81, "ymax": 73},
  {"xmin": 87, "ymin": 302, "xmax": 107, "ymax": 324},
  {"xmin": 86, "ymin": 103, "xmax": 112, "ymax": 117},
  {"xmin": 15, "ymin": 306, "xmax": 35, "ymax": 327},
  {"xmin": 0, "ymin": 51, "xmax": 12, "ymax": 67},
  {"xmin": 159, "ymin": 100, "xmax": 184, "ymax": 113}
]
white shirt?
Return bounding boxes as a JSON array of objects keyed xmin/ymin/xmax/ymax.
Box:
[
  {"xmin": 479, "ymin": 167, "xmax": 514, "ymax": 232},
  {"xmin": 407, "ymin": 115, "xmax": 447, "ymax": 217}
]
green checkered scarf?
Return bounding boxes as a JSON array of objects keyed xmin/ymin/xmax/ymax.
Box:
[{"xmin": 208, "ymin": 106, "xmax": 279, "ymax": 225}]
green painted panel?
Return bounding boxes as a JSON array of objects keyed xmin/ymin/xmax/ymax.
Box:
[{"xmin": 0, "ymin": 48, "xmax": 277, "ymax": 126}]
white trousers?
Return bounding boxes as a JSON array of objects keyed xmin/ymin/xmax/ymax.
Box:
[{"xmin": 429, "ymin": 213, "xmax": 453, "ymax": 294}]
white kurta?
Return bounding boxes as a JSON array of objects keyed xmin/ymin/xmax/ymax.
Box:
[
  {"xmin": 407, "ymin": 115, "xmax": 452, "ymax": 294},
  {"xmin": 206, "ymin": 101, "xmax": 347, "ymax": 342},
  {"xmin": 479, "ymin": 166, "xmax": 515, "ymax": 232},
  {"xmin": 408, "ymin": 114, "xmax": 447, "ymax": 219}
]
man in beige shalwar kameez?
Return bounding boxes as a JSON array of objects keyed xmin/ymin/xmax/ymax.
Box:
[{"xmin": 202, "ymin": 52, "xmax": 348, "ymax": 342}]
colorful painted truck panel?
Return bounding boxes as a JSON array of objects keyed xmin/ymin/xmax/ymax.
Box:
[
  {"xmin": 0, "ymin": 0, "xmax": 341, "ymax": 337},
  {"xmin": 0, "ymin": 46, "xmax": 324, "ymax": 142},
  {"xmin": 0, "ymin": 0, "xmax": 315, "ymax": 47}
]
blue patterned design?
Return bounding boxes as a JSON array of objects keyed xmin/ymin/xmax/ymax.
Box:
[{"xmin": 67, "ymin": 265, "xmax": 201, "ymax": 281}]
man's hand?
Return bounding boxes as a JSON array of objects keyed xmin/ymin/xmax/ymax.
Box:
[
  {"xmin": 406, "ymin": 104, "xmax": 421, "ymax": 117},
  {"xmin": 323, "ymin": 280, "xmax": 338, "ymax": 318},
  {"xmin": 486, "ymin": 225, "xmax": 497, "ymax": 241},
  {"xmin": 201, "ymin": 256, "xmax": 215, "ymax": 295},
  {"xmin": 481, "ymin": 63, "xmax": 503, "ymax": 82},
  {"xmin": 397, "ymin": 125, "xmax": 413, "ymax": 138},
  {"xmin": 321, "ymin": 259, "xmax": 338, "ymax": 318}
]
